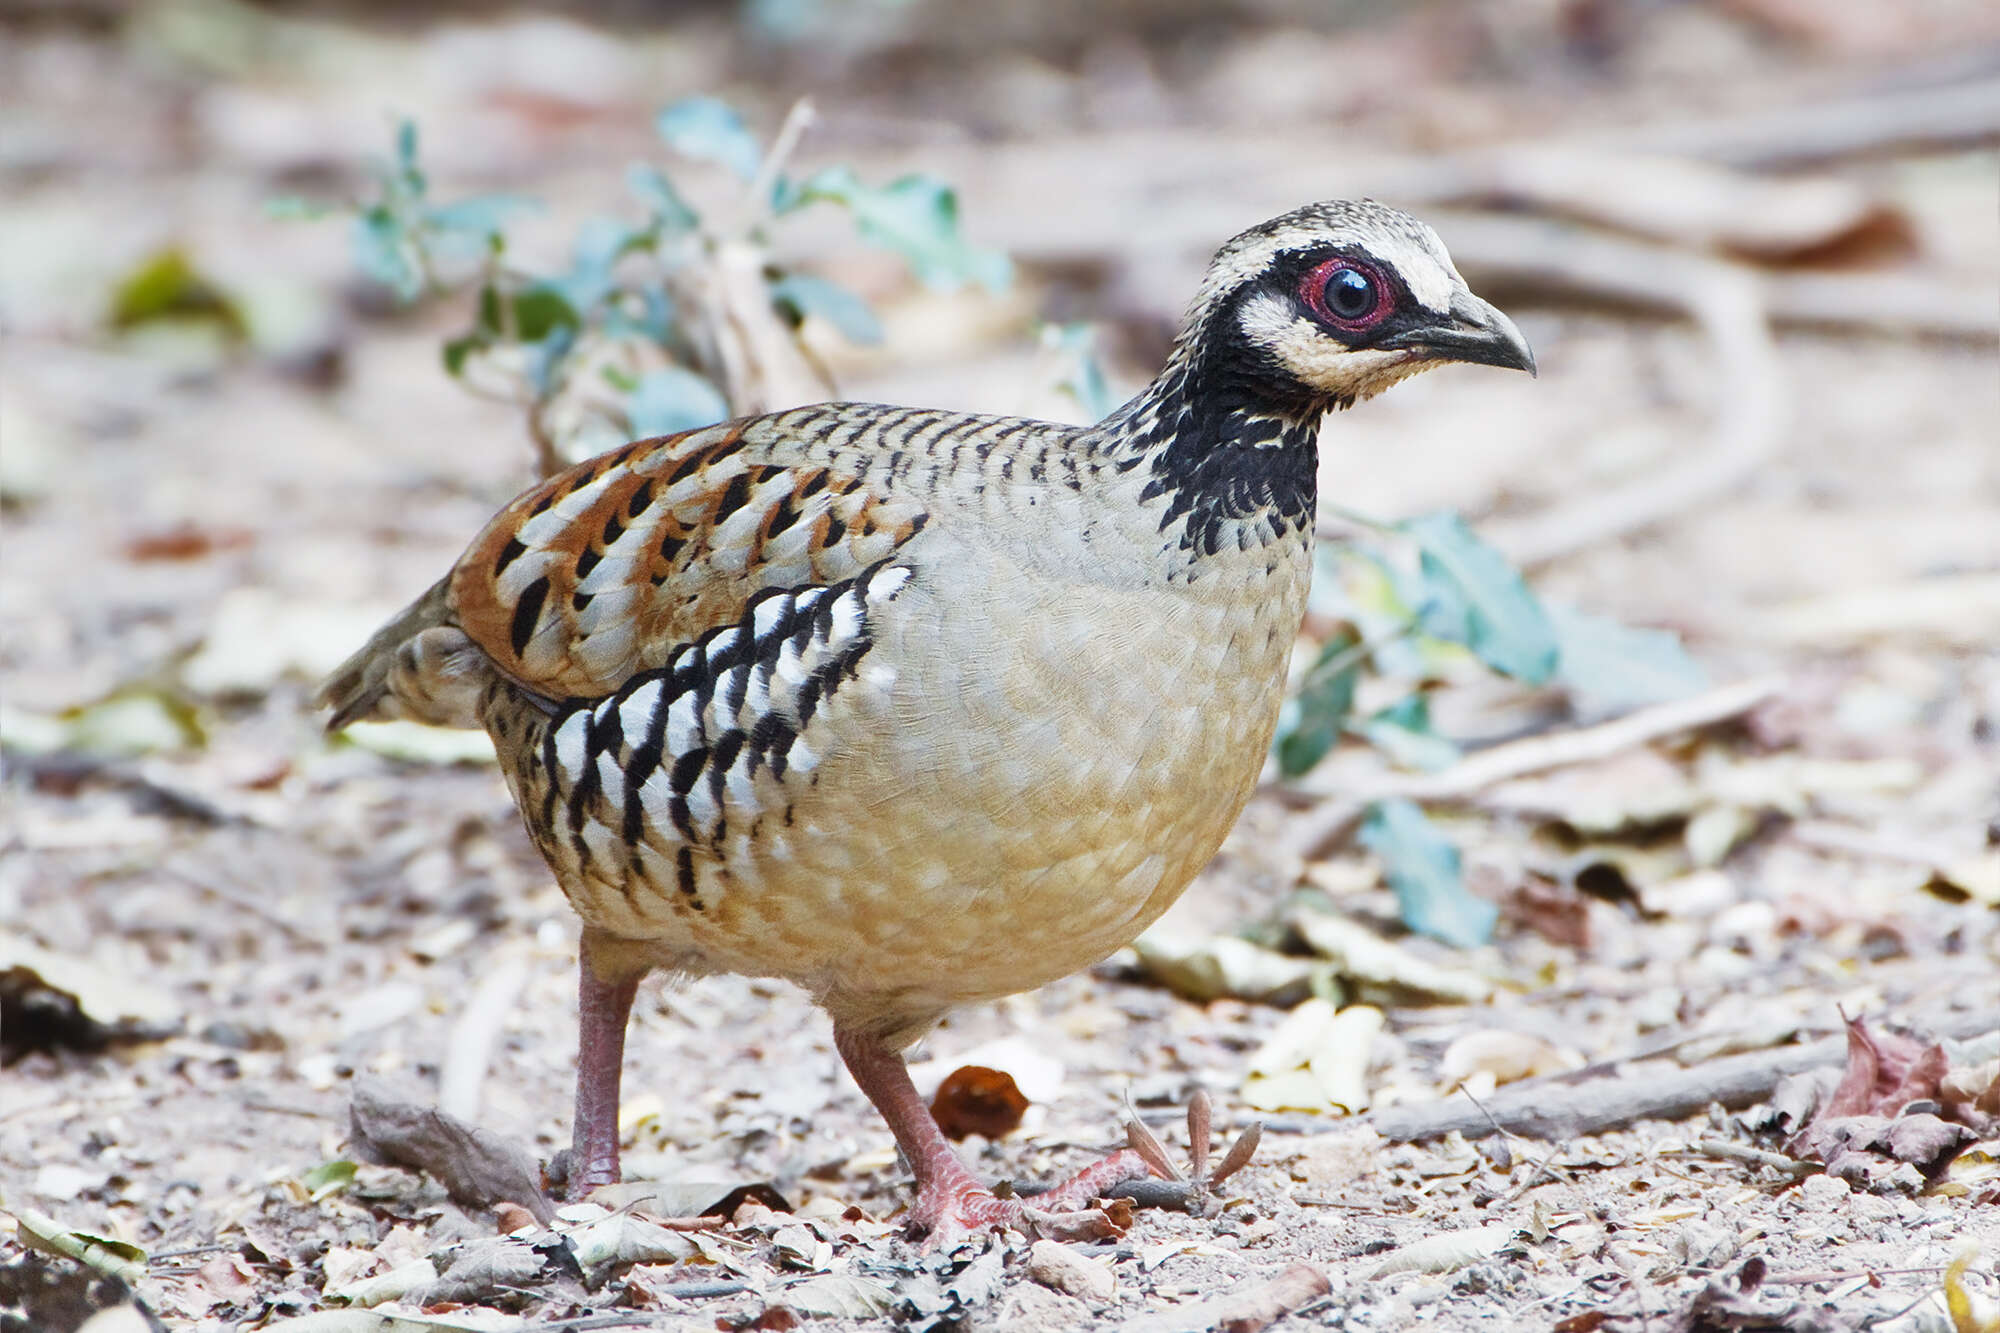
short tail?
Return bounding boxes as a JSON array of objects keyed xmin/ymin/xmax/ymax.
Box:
[{"xmin": 317, "ymin": 578, "xmax": 489, "ymax": 731}]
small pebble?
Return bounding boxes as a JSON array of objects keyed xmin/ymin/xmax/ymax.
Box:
[
  {"xmin": 1799, "ymin": 1173, "xmax": 1850, "ymax": 1210},
  {"xmin": 1025, "ymin": 1240, "xmax": 1115, "ymax": 1302}
]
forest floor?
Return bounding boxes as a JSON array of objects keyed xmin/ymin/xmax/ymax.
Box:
[{"xmin": 3, "ymin": 4, "xmax": 1999, "ymax": 1331}]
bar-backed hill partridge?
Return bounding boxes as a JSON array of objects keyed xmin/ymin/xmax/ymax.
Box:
[{"xmin": 320, "ymin": 199, "xmax": 1533, "ymax": 1242}]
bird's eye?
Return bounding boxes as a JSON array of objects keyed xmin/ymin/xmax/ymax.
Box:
[
  {"xmin": 1301, "ymin": 257, "xmax": 1390, "ymax": 329},
  {"xmin": 1324, "ymin": 267, "xmax": 1375, "ymax": 319}
]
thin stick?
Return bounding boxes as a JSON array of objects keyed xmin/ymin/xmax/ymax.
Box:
[
  {"xmin": 1436, "ymin": 216, "xmax": 1788, "ymax": 569},
  {"xmin": 439, "ymin": 951, "xmax": 532, "ymax": 1123},
  {"xmin": 747, "ymin": 97, "xmax": 818, "ymax": 218},
  {"xmin": 1670, "ymin": 1138, "xmax": 1817, "ymax": 1178},
  {"xmin": 1281, "ymin": 674, "xmax": 1784, "ymax": 859},
  {"xmin": 1325, "ymin": 1013, "xmax": 2000, "ymax": 1144}
]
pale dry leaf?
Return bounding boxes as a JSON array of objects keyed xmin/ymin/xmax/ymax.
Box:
[
  {"xmin": 319, "ymin": 1246, "xmax": 383, "ymax": 1290},
  {"xmin": 1288, "ymin": 1127, "xmax": 1385, "ymax": 1191},
  {"xmin": 1289, "ymin": 912, "xmax": 1491, "ymax": 1004},
  {"xmin": 1132, "ymin": 927, "xmax": 1327, "ymax": 1005},
  {"xmin": 566, "ymin": 1213, "xmax": 700, "ymax": 1274},
  {"xmin": 1367, "ymin": 1223, "xmax": 1515, "ymax": 1278},
  {"xmin": 780, "ymin": 1272, "xmax": 896, "ymax": 1318},
  {"xmin": 412, "ymin": 1237, "xmax": 547, "ymax": 1307},
  {"xmin": 326, "ymin": 1259, "xmax": 437, "ymax": 1308},
  {"xmin": 1119, "ymin": 1261, "xmax": 1330, "ymax": 1333},
  {"xmin": 1309, "ymin": 1004, "xmax": 1385, "ymax": 1113},
  {"xmin": 1440, "ymin": 1029, "xmax": 1576, "ymax": 1087},
  {"xmin": 1927, "ymin": 1140, "xmax": 2000, "ymax": 1199},
  {"xmin": 1025, "ymin": 1239, "xmax": 1114, "ymax": 1302}
]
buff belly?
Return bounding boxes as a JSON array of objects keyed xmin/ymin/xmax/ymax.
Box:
[{"xmin": 491, "ymin": 538, "xmax": 1305, "ymax": 1030}]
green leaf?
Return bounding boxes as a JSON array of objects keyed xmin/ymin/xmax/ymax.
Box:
[
  {"xmin": 475, "ymin": 283, "xmax": 502, "ymax": 335},
  {"xmin": 394, "ymin": 119, "xmax": 419, "ymax": 177},
  {"xmin": 1351, "ymin": 693, "xmax": 1461, "ymax": 772},
  {"xmin": 264, "ymin": 195, "xmax": 332, "ymax": 221},
  {"xmin": 351, "ymin": 206, "xmax": 422, "ymax": 301},
  {"xmin": 627, "ymin": 367, "xmax": 730, "ymax": 437},
  {"xmin": 441, "ymin": 332, "xmax": 487, "ymax": 377},
  {"xmin": 424, "ymin": 192, "xmax": 537, "ymax": 242},
  {"xmin": 655, "ymin": 96, "xmax": 762, "ymax": 182},
  {"xmin": 560, "ymin": 215, "xmax": 640, "ymax": 312},
  {"xmin": 302, "ymin": 1158, "xmax": 358, "ymax": 1202},
  {"xmin": 1401, "ymin": 511, "xmax": 1558, "ymax": 684},
  {"xmin": 1276, "ymin": 627, "xmax": 1361, "ymax": 778},
  {"xmin": 769, "ymin": 273, "xmax": 882, "ymax": 345},
  {"xmin": 1548, "ymin": 603, "xmax": 1707, "ymax": 710},
  {"xmin": 626, "ymin": 162, "xmax": 700, "ymax": 233},
  {"xmin": 600, "ymin": 364, "xmax": 640, "ymax": 393},
  {"xmin": 385, "ymin": 118, "xmax": 426, "ymax": 203},
  {"xmin": 602, "ymin": 287, "xmax": 677, "ymax": 345},
  {"xmin": 1045, "ymin": 322, "xmax": 1117, "ymax": 421},
  {"xmin": 107, "ymin": 248, "xmax": 248, "ymax": 340},
  {"xmin": 788, "ymin": 167, "xmax": 1011, "ymax": 293},
  {"xmin": 1359, "ymin": 799, "xmax": 1496, "ymax": 948},
  {"xmin": 524, "ymin": 325, "xmax": 577, "ymax": 398},
  {"xmin": 511, "ymin": 284, "xmax": 580, "ymax": 342}
]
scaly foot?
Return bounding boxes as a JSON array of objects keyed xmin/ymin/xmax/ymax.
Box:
[{"xmin": 908, "ymin": 1148, "xmax": 1151, "ymax": 1248}]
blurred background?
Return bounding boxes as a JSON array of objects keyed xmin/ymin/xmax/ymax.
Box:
[{"xmin": 3, "ymin": 0, "xmax": 1998, "ymax": 1327}]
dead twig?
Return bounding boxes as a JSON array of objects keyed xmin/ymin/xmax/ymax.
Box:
[
  {"xmin": 439, "ymin": 951, "xmax": 532, "ymax": 1123},
  {"xmin": 1786, "ymin": 820, "xmax": 1978, "ymax": 869},
  {"xmin": 1437, "ymin": 215, "xmax": 1788, "ymax": 569},
  {"xmin": 1668, "ymin": 1137, "xmax": 1817, "ymax": 1178},
  {"xmin": 1605, "ymin": 73, "xmax": 2000, "ymax": 169},
  {"xmin": 1321, "ymin": 1014, "xmax": 1999, "ymax": 1144},
  {"xmin": 1281, "ymin": 674, "xmax": 1784, "ymax": 860}
]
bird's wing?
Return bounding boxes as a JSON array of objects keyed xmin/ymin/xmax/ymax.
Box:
[{"xmin": 450, "ymin": 418, "xmax": 931, "ymax": 702}]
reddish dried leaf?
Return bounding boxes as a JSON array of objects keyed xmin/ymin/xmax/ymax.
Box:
[
  {"xmin": 124, "ymin": 524, "xmax": 252, "ymax": 562},
  {"xmin": 1126, "ymin": 1113, "xmax": 1183, "ymax": 1181},
  {"xmin": 1188, "ymin": 1089, "xmax": 1212, "ymax": 1182},
  {"xmin": 1503, "ymin": 875, "xmax": 1592, "ymax": 948},
  {"xmin": 929, "ymin": 1065, "xmax": 1028, "ymax": 1141},
  {"xmin": 195, "ymin": 1253, "xmax": 259, "ymax": 1306},
  {"xmin": 1882, "ymin": 1113, "xmax": 1977, "ymax": 1172},
  {"xmin": 1210, "ymin": 1122, "xmax": 1263, "ymax": 1187},
  {"xmin": 1023, "ymin": 1204, "xmax": 1127, "ymax": 1243},
  {"xmin": 493, "ymin": 1202, "xmax": 537, "ymax": 1234},
  {"xmin": 1818, "ymin": 1016, "xmax": 1947, "ymax": 1120}
]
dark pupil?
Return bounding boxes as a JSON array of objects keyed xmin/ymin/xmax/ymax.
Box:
[{"xmin": 1325, "ymin": 267, "xmax": 1375, "ymax": 319}]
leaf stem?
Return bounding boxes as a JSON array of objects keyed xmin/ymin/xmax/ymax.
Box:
[
  {"xmin": 1304, "ymin": 617, "xmax": 1418, "ymax": 689},
  {"xmin": 1318, "ymin": 502, "xmax": 1398, "ymax": 534},
  {"xmin": 749, "ymin": 97, "xmax": 818, "ymax": 221}
]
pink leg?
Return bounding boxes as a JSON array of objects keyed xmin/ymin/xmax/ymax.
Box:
[
  {"xmin": 834, "ymin": 1025, "xmax": 1152, "ymax": 1243},
  {"xmin": 566, "ymin": 934, "xmax": 641, "ymax": 1199}
]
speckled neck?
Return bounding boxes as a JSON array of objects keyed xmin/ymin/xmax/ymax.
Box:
[{"xmin": 1081, "ymin": 308, "xmax": 1325, "ymax": 566}]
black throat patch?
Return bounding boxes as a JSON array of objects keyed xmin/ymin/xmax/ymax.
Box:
[{"xmin": 1113, "ymin": 312, "xmax": 1325, "ymax": 561}]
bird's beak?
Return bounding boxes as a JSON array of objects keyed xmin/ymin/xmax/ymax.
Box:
[{"xmin": 1381, "ymin": 290, "xmax": 1537, "ymax": 377}]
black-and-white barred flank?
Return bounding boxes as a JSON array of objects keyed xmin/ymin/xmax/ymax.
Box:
[{"xmin": 528, "ymin": 561, "xmax": 914, "ymax": 905}]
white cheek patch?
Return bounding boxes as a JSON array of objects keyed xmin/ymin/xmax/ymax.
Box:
[
  {"xmin": 1237, "ymin": 291, "xmax": 1299, "ymax": 343},
  {"xmin": 1245, "ymin": 293, "xmax": 1442, "ymax": 401}
]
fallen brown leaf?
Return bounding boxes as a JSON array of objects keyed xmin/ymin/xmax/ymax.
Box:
[
  {"xmin": 1819, "ymin": 1014, "xmax": 1947, "ymax": 1119},
  {"xmin": 347, "ymin": 1078, "xmax": 553, "ymax": 1224},
  {"xmin": 930, "ymin": 1064, "xmax": 1028, "ymax": 1141}
]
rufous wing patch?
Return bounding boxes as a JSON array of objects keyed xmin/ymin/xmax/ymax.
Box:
[{"xmin": 450, "ymin": 425, "xmax": 929, "ymax": 700}]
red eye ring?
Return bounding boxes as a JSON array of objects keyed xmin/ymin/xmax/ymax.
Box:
[{"xmin": 1300, "ymin": 257, "xmax": 1393, "ymax": 331}]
